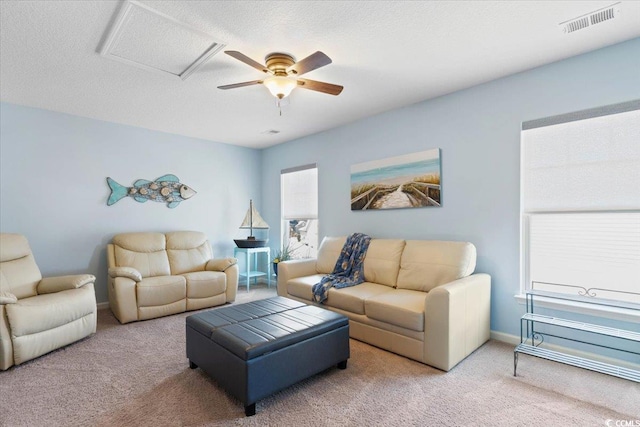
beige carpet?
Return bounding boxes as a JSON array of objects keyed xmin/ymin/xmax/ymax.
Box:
[{"xmin": 1, "ymin": 283, "xmax": 638, "ymax": 427}]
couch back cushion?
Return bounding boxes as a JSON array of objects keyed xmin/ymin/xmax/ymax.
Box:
[
  {"xmin": 112, "ymin": 232, "xmax": 170, "ymax": 278},
  {"xmin": 396, "ymin": 240, "xmax": 476, "ymax": 292},
  {"xmin": 166, "ymin": 231, "xmax": 212, "ymax": 274},
  {"xmin": 363, "ymin": 239, "xmax": 405, "ymax": 287},
  {"xmin": 0, "ymin": 233, "xmax": 42, "ymax": 299},
  {"xmin": 316, "ymin": 236, "xmax": 347, "ymax": 274}
]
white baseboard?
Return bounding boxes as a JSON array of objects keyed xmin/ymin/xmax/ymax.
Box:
[
  {"xmin": 490, "ymin": 330, "xmax": 521, "ymax": 345},
  {"xmin": 97, "ymin": 301, "xmax": 110, "ymax": 311},
  {"xmin": 490, "ymin": 330, "xmax": 640, "ymax": 370}
]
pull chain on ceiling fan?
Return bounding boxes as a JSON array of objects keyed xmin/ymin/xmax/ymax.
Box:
[{"xmin": 218, "ymin": 51, "xmax": 343, "ymax": 105}]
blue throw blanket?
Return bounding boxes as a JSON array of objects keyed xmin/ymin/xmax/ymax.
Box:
[{"xmin": 312, "ymin": 233, "xmax": 371, "ymax": 303}]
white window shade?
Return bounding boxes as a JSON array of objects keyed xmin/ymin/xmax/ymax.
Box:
[
  {"xmin": 521, "ymin": 100, "xmax": 640, "ymax": 304},
  {"xmin": 281, "ymin": 165, "xmax": 318, "ymax": 220},
  {"xmin": 528, "ymin": 212, "xmax": 640, "ymax": 303},
  {"xmin": 522, "ymin": 108, "xmax": 640, "ymax": 212}
]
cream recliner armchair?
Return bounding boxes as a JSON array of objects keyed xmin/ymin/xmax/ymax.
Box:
[
  {"xmin": 107, "ymin": 231, "xmax": 239, "ymax": 324},
  {"xmin": 0, "ymin": 233, "xmax": 97, "ymax": 370}
]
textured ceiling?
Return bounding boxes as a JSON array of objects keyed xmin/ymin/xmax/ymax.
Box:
[{"xmin": 1, "ymin": 1, "xmax": 639, "ymax": 148}]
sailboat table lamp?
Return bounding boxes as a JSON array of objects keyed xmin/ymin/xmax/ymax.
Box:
[{"xmin": 234, "ymin": 200, "xmax": 269, "ymax": 248}]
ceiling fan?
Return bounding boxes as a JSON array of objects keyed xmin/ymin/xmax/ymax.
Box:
[{"xmin": 218, "ymin": 51, "xmax": 343, "ymax": 101}]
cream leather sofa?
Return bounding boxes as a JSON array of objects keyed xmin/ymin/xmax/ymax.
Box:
[
  {"xmin": 277, "ymin": 237, "xmax": 491, "ymax": 371},
  {"xmin": 107, "ymin": 231, "xmax": 239, "ymax": 324},
  {"xmin": 0, "ymin": 233, "xmax": 97, "ymax": 370}
]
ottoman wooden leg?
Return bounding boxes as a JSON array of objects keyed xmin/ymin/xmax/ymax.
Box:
[
  {"xmin": 245, "ymin": 403, "xmax": 256, "ymax": 416},
  {"xmin": 337, "ymin": 360, "xmax": 347, "ymax": 370},
  {"xmin": 189, "ymin": 360, "xmax": 198, "ymax": 369}
]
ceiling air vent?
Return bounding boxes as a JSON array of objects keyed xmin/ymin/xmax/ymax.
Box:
[
  {"xmin": 261, "ymin": 130, "xmax": 280, "ymax": 135},
  {"xmin": 590, "ymin": 7, "xmax": 616, "ymax": 25},
  {"xmin": 561, "ymin": 2, "xmax": 620, "ymax": 34},
  {"xmin": 564, "ymin": 16, "xmax": 590, "ymax": 33}
]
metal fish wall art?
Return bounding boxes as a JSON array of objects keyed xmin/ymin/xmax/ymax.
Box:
[{"xmin": 106, "ymin": 174, "xmax": 196, "ymax": 208}]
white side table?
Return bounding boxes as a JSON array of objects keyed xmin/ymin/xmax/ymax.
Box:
[{"xmin": 234, "ymin": 247, "xmax": 271, "ymax": 291}]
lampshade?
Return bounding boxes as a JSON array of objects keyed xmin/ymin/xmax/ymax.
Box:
[{"xmin": 263, "ymin": 76, "xmax": 297, "ymax": 99}]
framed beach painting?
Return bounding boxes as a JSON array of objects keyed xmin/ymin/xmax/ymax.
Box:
[{"xmin": 350, "ymin": 148, "xmax": 441, "ymax": 210}]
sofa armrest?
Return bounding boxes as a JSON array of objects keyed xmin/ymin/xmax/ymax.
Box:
[
  {"xmin": 108, "ymin": 266, "xmax": 142, "ymax": 282},
  {"xmin": 222, "ymin": 263, "xmax": 239, "ymax": 303},
  {"xmin": 206, "ymin": 257, "xmax": 238, "ymax": 272},
  {"xmin": 277, "ymin": 259, "xmax": 318, "ymax": 296},
  {"xmin": 108, "ymin": 276, "xmax": 138, "ymax": 324},
  {"xmin": 37, "ymin": 274, "xmax": 96, "ymax": 294},
  {"xmin": 423, "ymin": 273, "xmax": 491, "ymax": 371},
  {"xmin": 0, "ymin": 292, "xmax": 17, "ymax": 305}
]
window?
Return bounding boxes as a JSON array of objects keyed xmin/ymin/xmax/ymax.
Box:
[
  {"xmin": 521, "ymin": 100, "xmax": 640, "ymax": 304},
  {"xmin": 280, "ymin": 164, "xmax": 318, "ymax": 259}
]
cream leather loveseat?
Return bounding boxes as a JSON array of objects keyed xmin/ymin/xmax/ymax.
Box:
[
  {"xmin": 107, "ymin": 231, "xmax": 239, "ymax": 324},
  {"xmin": 277, "ymin": 237, "xmax": 491, "ymax": 371},
  {"xmin": 0, "ymin": 233, "xmax": 97, "ymax": 370}
]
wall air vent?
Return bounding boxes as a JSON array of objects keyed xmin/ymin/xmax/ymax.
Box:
[{"xmin": 560, "ymin": 2, "xmax": 620, "ymax": 34}]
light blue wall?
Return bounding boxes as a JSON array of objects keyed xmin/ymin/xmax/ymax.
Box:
[
  {"xmin": 1, "ymin": 38, "xmax": 638, "ymax": 340},
  {"xmin": 261, "ymin": 38, "xmax": 640, "ymax": 338},
  {"xmin": 0, "ymin": 103, "xmax": 262, "ymax": 304}
]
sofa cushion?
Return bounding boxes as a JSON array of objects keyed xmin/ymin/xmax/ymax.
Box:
[
  {"xmin": 0, "ymin": 233, "xmax": 32, "ymax": 262},
  {"xmin": 326, "ymin": 282, "xmax": 394, "ymax": 315},
  {"xmin": 11, "ymin": 312, "xmax": 96, "ymax": 366},
  {"xmin": 113, "ymin": 232, "xmax": 166, "ymax": 252},
  {"xmin": 363, "ymin": 239, "xmax": 405, "ymax": 287},
  {"xmin": 287, "ymin": 274, "xmax": 326, "ymax": 301},
  {"xmin": 5, "ymin": 286, "xmax": 96, "ymax": 337},
  {"xmin": 396, "ymin": 241, "xmax": 476, "ymax": 292},
  {"xmin": 136, "ymin": 276, "xmax": 186, "ymax": 307},
  {"xmin": 0, "ymin": 234, "xmax": 42, "ymax": 299},
  {"xmin": 183, "ymin": 271, "xmax": 226, "ymax": 298},
  {"xmin": 166, "ymin": 231, "xmax": 213, "ymax": 274},
  {"xmin": 316, "ymin": 236, "xmax": 346, "ymax": 274},
  {"xmin": 113, "ymin": 233, "xmax": 171, "ymax": 278},
  {"xmin": 167, "ymin": 243, "xmax": 212, "ymax": 275},
  {"xmin": 166, "ymin": 231, "xmax": 207, "ymax": 250},
  {"xmin": 364, "ymin": 289, "xmax": 427, "ymax": 332}
]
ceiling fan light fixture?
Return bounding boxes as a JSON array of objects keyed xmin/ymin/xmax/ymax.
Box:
[
  {"xmin": 263, "ymin": 76, "xmax": 297, "ymax": 99},
  {"xmin": 219, "ymin": 50, "xmax": 342, "ymax": 103}
]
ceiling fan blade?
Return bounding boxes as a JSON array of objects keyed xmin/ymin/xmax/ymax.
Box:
[
  {"xmin": 217, "ymin": 80, "xmax": 263, "ymax": 90},
  {"xmin": 224, "ymin": 51, "xmax": 271, "ymax": 74},
  {"xmin": 297, "ymin": 78, "xmax": 343, "ymax": 96},
  {"xmin": 287, "ymin": 51, "xmax": 332, "ymax": 76}
]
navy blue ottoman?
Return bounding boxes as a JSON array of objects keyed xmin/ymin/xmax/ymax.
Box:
[{"xmin": 186, "ymin": 296, "xmax": 350, "ymax": 416}]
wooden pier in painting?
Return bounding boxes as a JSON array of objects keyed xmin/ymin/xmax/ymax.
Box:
[{"xmin": 351, "ymin": 182, "xmax": 440, "ymax": 210}]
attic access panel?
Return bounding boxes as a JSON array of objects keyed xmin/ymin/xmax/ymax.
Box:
[{"xmin": 100, "ymin": 0, "xmax": 225, "ymax": 80}]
